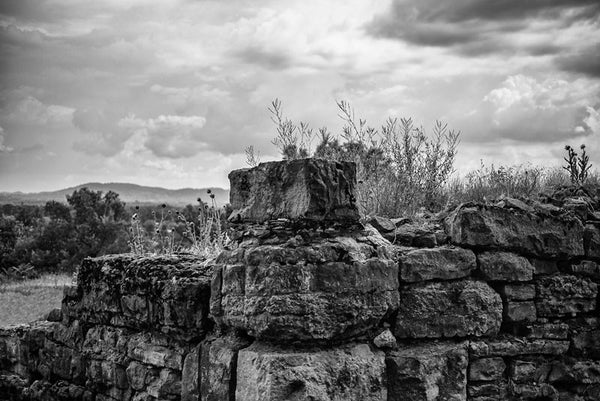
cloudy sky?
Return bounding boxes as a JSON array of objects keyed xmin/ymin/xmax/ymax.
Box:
[{"xmin": 1, "ymin": 0, "xmax": 599, "ymax": 192}]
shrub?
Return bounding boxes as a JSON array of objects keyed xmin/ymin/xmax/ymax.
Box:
[{"xmin": 260, "ymin": 99, "xmax": 460, "ymax": 217}]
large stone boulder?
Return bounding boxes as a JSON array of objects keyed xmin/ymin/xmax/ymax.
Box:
[
  {"xmin": 211, "ymin": 236, "xmax": 399, "ymax": 341},
  {"xmin": 394, "ymin": 280, "xmax": 502, "ymax": 339},
  {"xmin": 228, "ymin": 158, "xmax": 360, "ymax": 223},
  {"xmin": 386, "ymin": 342, "xmax": 468, "ymax": 401},
  {"xmin": 445, "ymin": 204, "xmax": 584, "ymax": 257},
  {"xmin": 235, "ymin": 342, "xmax": 386, "ymax": 401}
]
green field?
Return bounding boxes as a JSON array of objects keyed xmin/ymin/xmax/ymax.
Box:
[{"xmin": 0, "ymin": 274, "xmax": 73, "ymax": 327}]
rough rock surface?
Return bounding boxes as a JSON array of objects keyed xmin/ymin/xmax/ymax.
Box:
[
  {"xmin": 386, "ymin": 342, "xmax": 468, "ymax": 401},
  {"xmin": 2, "ymin": 159, "xmax": 600, "ymax": 401},
  {"xmin": 228, "ymin": 158, "xmax": 359, "ymax": 223},
  {"xmin": 211, "ymin": 235, "xmax": 399, "ymax": 341},
  {"xmin": 477, "ymin": 251, "xmax": 534, "ymax": 281},
  {"xmin": 235, "ymin": 342, "xmax": 386, "ymax": 401},
  {"xmin": 394, "ymin": 280, "xmax": 502, "ymax": 338},
  {"xmin": 75, "ymin": 254, "xmax": 214, "ymax": 336},
  {"xmin": 445, "ymin": 203, "xmax": 584, "ymax": 257},
  {"xmin": 399, "ymin": 246, "xmax": 476, "ymax": 282},
  {"xmin": 535, "ymin": 274, "xmax": 597, "ymax": 317}
]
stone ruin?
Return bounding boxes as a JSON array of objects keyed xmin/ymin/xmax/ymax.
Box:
[{"xmin": 1, "ymin": 158, "xmax": 600, "ymax": 400}]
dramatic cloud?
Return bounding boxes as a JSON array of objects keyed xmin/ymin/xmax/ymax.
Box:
[
  {"xmin": 556, "ymin": 44, "xmax": 600, "ymax": 78},
  {"xmin": 1, "ymin": 0, "xmax": 600, "ymax": 191},
  {"xmin": 369, "ymin": 0, "xmax": 600, "ymax": 57},
  {"xmin": 481, "ymin": 75, "xmax": 600, "ymax": 142}
]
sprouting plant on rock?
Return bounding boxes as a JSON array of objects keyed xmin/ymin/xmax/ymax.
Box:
[{"xmin": 563, "ymin": 144, "xmax": 592, "ymax": 185}]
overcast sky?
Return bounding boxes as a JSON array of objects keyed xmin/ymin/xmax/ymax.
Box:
[{"xmin": 1, "ymin": 0, "xmax": 599, "ymax": 192}]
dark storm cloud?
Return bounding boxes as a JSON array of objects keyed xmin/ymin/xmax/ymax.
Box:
[
  {"xmin": 556, "ymin": 44, "xmax": 600, "ymax": 78},
  {"xmin": 368, "ymin": 0, "xmax": 600, "ymax": 55}
]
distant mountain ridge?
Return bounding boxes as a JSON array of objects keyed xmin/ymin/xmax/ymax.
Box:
[{"xmin": 0, "ymin": 182, "xmax": 230, "ymax": 206}]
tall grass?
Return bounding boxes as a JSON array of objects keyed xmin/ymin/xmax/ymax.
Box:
[{"xmin": 445, "ymin": 164, "xmax": 600, "ymax": 207}]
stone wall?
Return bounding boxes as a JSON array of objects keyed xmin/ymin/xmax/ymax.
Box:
[{"xmin": 1, "ymin": 158, "xmax": 599, "ymax": 401}]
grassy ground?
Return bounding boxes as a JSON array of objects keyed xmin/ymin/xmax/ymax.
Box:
[{"xmin": 0, "ymin": 273, "xmax": 73, "ymax": 327}]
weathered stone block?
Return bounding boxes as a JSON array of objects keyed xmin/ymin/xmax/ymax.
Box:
[
  {"xmin": 386, "ymin": 342, "xmax": 468, "ymax": 401},
  {"xmin": 445, "ymin": 204, "xmax": 584, "ymax": 257},
  {"xmin": 500, "ymin": 284, "xmax": 535, "ymax": 301},
  {"xmin": 571, "ymin": 260, "xmax": 600, "ymax": 279},
  {"xmin": 181, "ymin": 345, "xmax": 200, "ymax": 401},
  {"xmin": 505, "ymin": 301, "xmax": 536, "ymax": 323},
  {"xmin": 469, "ymin": 337, "xmax": 569, "ymax": 357},
  {"xmin": 200, "ymin": 334, "xmax": 251, "ymax": 401},
  {"xmin": 477, "ymin": 251, "xmax": 534, "ymax": 281},
  {"xmin": 394, "ymin": 280, "xmax": 502, "ymax": 339},
  {"xmin": 529, "ymin": 259, "xmax": 559, "ymax": 275},
  {"xmin": 236, "ymin": 343, "xmax": 386, "ymax": 401},
  {"xmin": 521, "ymin": 323, "xmax": 569, "ymax": 340},
  {"xmin": 510, "ymin": 358, "xmax": 554, "ymax": 384},
  {"xmin": 228, "ymin": 159, "xmax": 359, "ymax": 223},
  {"xmin": 399, "ymin": 246, "xmax": 476, "ymax": 282},
  {"xmin": 584, "ymin": 223, "xmax": 600, "ymax": 258},
  {"xmin": 212, "ymin": 240, "xmax": 399, "ymax": 341},
  {"xmin": 469, "ymin": 357, "xmax": 506, "ymax": 381},
  {"xmin": 536, "ymin": 275, "xmax": 597, "ymax": 317},
  {"xmin": 468, "ymin": 381, "xmax": 508, "ymax": 399},
  {"xmin": 147, "ymin": 368, "xmax": 181, "ymax": 399},
  {"xmin": 569, "ymin": 318, "xmax": 600, "ymax": 359},
  {"xmin": 509, "ymin": 382, "xmax": 558, "ymax": 400}
]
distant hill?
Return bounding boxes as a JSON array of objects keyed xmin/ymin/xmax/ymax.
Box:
[{"xmin": 0, "ymin": 183, "xmax": 230, "ymax": 207}]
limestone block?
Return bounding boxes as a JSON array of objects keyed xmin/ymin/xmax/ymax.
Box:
[
  {"xmin": 399, "ymin": 246, "xmax": 476, "ymax": 282},
  {"xmin": 228, "ymin": 159, "xmax": 359, "ymax": 223},
  {"xmin": 570, "ymin": 260, "xmax": 600, "ymax": 279},
  {"xmin": 445, "ymin": 204, "xmax": 584, "ymax": 257},
  {"xmin": 181, "ymin": 345, "xmax": 200, "ymax": 401},
  {"xmin": 126, "ymin": 361, "xmax": 154, "ymax": 391},
  {"xmin": 535, "ymin": 275, "xmax": 597, "ymax": 317},
  {"xmin": 529, "ymin": 259, "xmax": 558, "ymax": 275},
  {"xmin": 236, "ymin": 343, "xmax": 386, "ymax": 401},
  {"xmin": 469, "ymin": 337, "xmax": 569, "ymax": 357},
  {"xmin": 468, "ymin": 381, "xmax": 508, "ymax": 400},
  {"xmin": 394, "ymin": 280, "xmax": 502, "ymax": 339},
  {"xmin": 200, "ymin": 334, "xmax": 251, "ymax": 401},
  {"xmin": 499, "ymin": 284, "xmax": 535, "ymax": 301},
  {"xmin": 521, "ymin": 323, "xmax": 569, "ymax": 340},
  {"xmin": 386, "ymin": 342, "xmax": 468, "ymax": 401},
  {"xmin": 147, "ymin": 368, "xmax": 181, "ymax": 399},
  {"xmin": 477, "ymin": 251, "xmax": 534, "ymax": 282},
  {"xmin": 510, "ymin": 358, "xmax": 555, "ymax": 384},
  {"xmin": 505, "ymin": 301, "xmax": 536, "ymax": 323},
  {"xmin": 569, "ymin": 318, "xmax": 600, "ymax": 359},
  {"xmin": 469, "ymin": 357, "xmax": 505, "ymax": 382},
  {"xmin": 584, "ymin": 223, "xmax": 600, "ymax": 258},
  {"xmin": 212, "ymin": 240, "xmax": 399, "ymax": 341}
]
